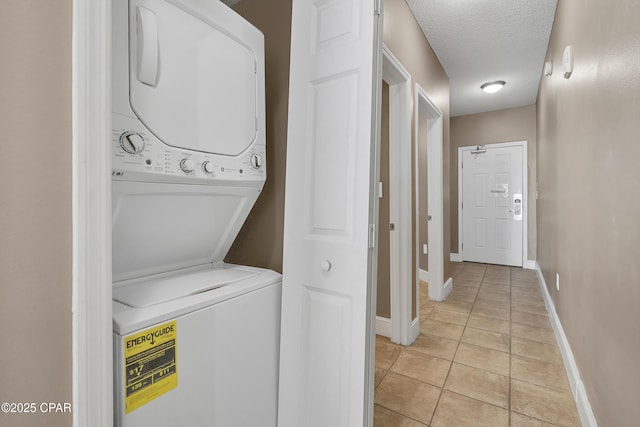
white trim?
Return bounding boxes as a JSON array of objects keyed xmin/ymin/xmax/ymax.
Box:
[
  {"xmin": 72, "ymin": 0, "xmax": 112, "ymax": 426},
  {"xmin": 418, "ymin": 268, "xmax": 429, "ymax": 282},
  {"xmin": 375, "ymin": 316, "xmax": 392, "ymax": 338},
  {"xmin": 576, "ymin": 381, "xmax": 598, "ymax": 427},
  {"xmin": 366, "ymin": 10, "xmax": 384, "ymax": 427},
  {"xmin": 457, "ymin": 151, "xmax": 463, "ymax": 262},
  {"xmin": 533, "ymin": 262, "xmax": 599, "ymax": 427},
  {"xmin": 409, "ymin": 317, "xmax": 420, "ymax": 343},
  {"xmin": 415, "ymin": 84, "xmax": 446, "ymax": 302},
  {"xmin": 443, "ymin": 277, "xmax": 453, "ymax": 295},
  {"xmin": 458, "ymin": 140, "xmax": 528, "ymax": 267},
  {"xmin": 524, "ymin": 259, "xmax": 537, "ymax": 270},
  {"xmin": 382, "ymin": 45, "xmax": 413, "ymax": 345},
  {"xmin": 450, "ymin": 253, "xmax": 462, "ymax": 263}
]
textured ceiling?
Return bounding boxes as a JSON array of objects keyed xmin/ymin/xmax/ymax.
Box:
[{"xmin": 405, "ymin": 0, "xmax": 557, "ymax": 117}]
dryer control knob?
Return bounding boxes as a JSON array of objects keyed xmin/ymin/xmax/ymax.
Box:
[
  {"xmin": 202, "ymin": 161, "xmax": 215, "ymax": 174},
  {"xmin": 180, "ymin": 158, "xmax": 195, "ymax": 173},
  {"xmin": 250, "ymin": 154, "xmax": 263, "ymax": 169},
  {"xmin": 119, "ymin": 132, "xmax": 145, "ymax": 154}
]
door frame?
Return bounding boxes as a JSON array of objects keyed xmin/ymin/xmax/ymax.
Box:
[
  {"xmin": 381, "ymin": 45, "xmax": 413, "ymax": 346},
  {"xmin": 415, "ymin": 84, "xmax": 447, "ymax": 307},
  {"xmin": 72, "ymin": 0, "xmax": 113, "ymax": 426},
  {"xmin": 457, "ymin": 140, "xmax": 529, "ymax": 267}
]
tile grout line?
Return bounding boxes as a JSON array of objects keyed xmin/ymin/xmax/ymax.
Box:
[
  {"xmin": 508, "ymin": 266, "xmax": 512, "ymax": 427},
  {"xmin": 375, "ymin": 264, "xmax": 575, "ymax": 426},
  {"xmin": 429, "ymin": 263, "xmax": 487, "ymax": 425},
  {"xmin": 384, "ymin": 370, "xmax": 446, "ymax": 391},
  {"xmin": 373, "ymin": 402, "xmax": 429, "ymax": 426}
]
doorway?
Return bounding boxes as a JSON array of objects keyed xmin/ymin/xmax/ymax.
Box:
[
  {"xmin": 376, "ymin": 46, "xmax": 413, "ymax": 345},
  {"xmin": 415, "ymin": 84, "xmax": 448, "ymax": 305},
  {"xmin": 458, "ymin": 141, "xmax": 528, "ymax": 267},
  {"xmin": 73, "ymin": 0, "xmax": 400, "ymax": 424}
]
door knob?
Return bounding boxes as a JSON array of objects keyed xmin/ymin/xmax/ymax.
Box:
[{"xmin": 321, "ymin": 260, "xmax": 332, "ymax": 272}]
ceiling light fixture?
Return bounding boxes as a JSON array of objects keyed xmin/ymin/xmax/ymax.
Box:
[{"xmin": 480, "ymin": 80, "xmax": 506, "ymax": 94}]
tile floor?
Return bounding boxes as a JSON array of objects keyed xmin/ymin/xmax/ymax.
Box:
[{"xmin": 374, "ymin": 262, "xmax": 581, "ymax": 427}]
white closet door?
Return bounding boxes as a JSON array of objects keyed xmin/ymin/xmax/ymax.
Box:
[{"xmin": 278, "ymin": 0, "xmax": 380, "ymax": 425}]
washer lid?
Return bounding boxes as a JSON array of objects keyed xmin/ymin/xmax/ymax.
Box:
[
  {"xmin": 112, "ymin": 181, "xmax": 261, "ymax": 282},
  {"xmin": 129, "ymin": 0, "xmax": 262, "ymax": 156},
  {"xmin": 113, "ymin": 266, "xmax": 258, "ymax": 308}
]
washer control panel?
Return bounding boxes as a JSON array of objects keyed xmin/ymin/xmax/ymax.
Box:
[
  {"xmin": 112, "ymin": 114, "xmax": 266, "ymax": 184},
  {"xmin": 119, "ymin": 131, "xmax": 145, "ymax": 154}
]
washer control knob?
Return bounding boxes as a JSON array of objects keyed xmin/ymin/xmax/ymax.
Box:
[
  {"xmin": 180, "ymin": 158, "xmax": 195, "ymax": 173},
  {"xmin": 202, "ymin": 161, "xmax": 215, "ymax": 174},
  {"xmin": 250, "ymin": 154, "xmax": 263, "ymax": 169},
  {"xmin": 119, "ymin": 132, "xmax": 145, "ymax": 154}
]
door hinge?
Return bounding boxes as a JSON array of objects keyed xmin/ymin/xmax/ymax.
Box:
[
  {"xmin": 374, "ymin": 0, "xmax": 382, "ymax": 16},
  {"xmin": 369, "ymin": 224, "xmax": 376, "ymax": 248},
  {"xmin": 254, "ymin": 58, "xmax": 257, "ymax": 74}
]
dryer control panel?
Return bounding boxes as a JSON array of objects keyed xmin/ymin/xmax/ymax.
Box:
[{"xmin": 112, "ymin": 114, "xmax": 266, "ymax": 186}]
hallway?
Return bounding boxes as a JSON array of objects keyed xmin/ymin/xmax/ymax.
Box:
[{"xmin": 374, "ymin": 262, "xmax": 580, "ymax": 426}]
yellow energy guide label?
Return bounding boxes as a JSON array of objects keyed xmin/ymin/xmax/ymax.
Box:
[{"xmin": 124, "ymin": 321, "xmax": 177, "ymax": 413}]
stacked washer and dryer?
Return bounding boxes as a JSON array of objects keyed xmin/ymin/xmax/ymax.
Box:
[{"xmin": 111, "ymin": 1, "xmax": 281, "ymax": 426}]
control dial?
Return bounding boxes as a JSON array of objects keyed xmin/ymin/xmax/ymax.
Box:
[
  {"xmin": 119, "ymin": 131, "xmax": 145, "ymax": 154},
  {"xmin": 250, "ymin": 153, "xmax": 263, "ymax": 169},
  {"xmin": 202, "ymin": 161, "xmax": 215, "ymax": 174},
  {"xmin": 180, "ymin": 158, "xmax": 195, "ymax": 173}
]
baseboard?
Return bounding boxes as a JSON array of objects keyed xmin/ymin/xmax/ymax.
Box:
[
  {"xmin": 450, "ymin": 253, "xmax": 462, "ymax": 262},
  {"xmin": 410, "ymin": 316, "xmax": 420, "ymax": 343},
  {"xmin": 419, "ymin": 268, "xmax": 429, "ymax": 282},
  {"xmin": 576, "ymin": 380, "xmax": 598, "ymax": 427},
  {"xmin": 534, "ymin": 262, "xmax": 598, "ymax": 427},
  {"xmin": 443, "ymin": 277, "xmax": 453, "ymax": 299},
  {"xmin": 524, "ymin": 259, "xmax": 537, "ymax": 270},
  {"xmin": 375, "ymin": 316, "xmax": 392, "ymax": 338}
]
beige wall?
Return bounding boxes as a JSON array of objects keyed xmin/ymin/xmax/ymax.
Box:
[
  {"xmin": 376, "ymin": 83, "xmax": 391, "ymax": 318},
  {"xmin": 536, "ymin": 0, "xmax": 640, "ymax": 424},
  {"xmin": 0, "ymin": 1, "xmax": 73, "ymax": 426},
  {"xmin": 450, "ymin": 105, "xmax": 537, "ymax": 259},
  {"xmin": 226, "ymin": 0, "xmax": 292, "ymax": 273},
  {"xmin": 381, "ymin": 0, "xmax": 451, "ymax": 317},
  {"xmin": 418, "ymin": 112, "xmax": 428, "ymax": 271}
]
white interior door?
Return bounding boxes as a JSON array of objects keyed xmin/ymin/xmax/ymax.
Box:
[
  {"xmin": 461, "ymin": 144, "xmax": 524, "ymax": 267},
  {"xmin": 278, "ymin": 0, "xmax": 380, "ymax": 425}
]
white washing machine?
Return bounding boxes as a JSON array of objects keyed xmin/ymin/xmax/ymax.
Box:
[{"xmin": 111, "ymin": 1, "xmax": 280, "ymax": 426}]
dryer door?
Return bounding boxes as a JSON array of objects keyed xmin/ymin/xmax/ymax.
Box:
[{"xmin": 129, "ymin": 0, "xmax": 261, "ymax": 156}]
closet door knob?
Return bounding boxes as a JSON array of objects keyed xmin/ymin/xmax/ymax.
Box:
[{"xmin": 321, "ymin": 260, "xmax": 332, "ymax": 272}]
